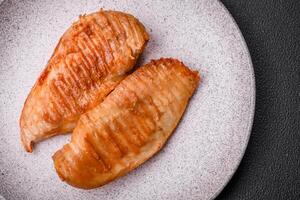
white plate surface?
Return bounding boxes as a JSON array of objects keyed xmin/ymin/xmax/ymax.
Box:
[{"xmin": 0, "ymin": 0, "xmax": 255, "ymax": 199}]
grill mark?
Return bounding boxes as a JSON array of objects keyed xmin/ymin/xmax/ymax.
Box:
[
  {"xmin": 101, "ymin": 119, "xmax": 130, "ymax": 156},
  {"xmin": 85, "ymin": 31, "xmax": 108, "ymax": 77},
  {"xmin": 133, "ymin": 72, "xmax": 149, "ymax": 91},
  {"xmin": 118, "ymin": 15, "xmax": 135, "ymax": 52},
  {"xmin": 131, "ymin": 107, "xmax": 150, "ymax": 142},
  {"xmin": 66, "ymin": 58, "xmax": 93, "ymax": 106},
  {"xmin": 126, "ymin": 115, "xmax": 146, "ymax": 146},
  {"xmin": 104, "ymin": 112, "xmax": 133, "ymax": 153},
  {"xmin": 76, "ymin": 50, "xmax": 101, "ymax": 99},
  {"xmin": 49, "ymin": 93, "xmax": 63, "ymax": 118},
  {"xmin": 49, "ymin": 83, "xmax": 70, "ymax": 116},
  {"xmin": 61, "ymin": 61, "xmax": 81, "ymax": 97},
  {"xmin": 163, "ymin": 82, "xmax": 180, "ymax": 115},
  {"xmin": 82, "ymin": 115, "xmax": 112, "ymax": 170},
  {"xmin": 63, "ymin": 73, "xmax": 79, "ymax": 98},
  {"xmin": 87, "ymin": 131, "xmax": 118, "ymax": 167},
  {"xmin": 129, "ymin": 16, "xmax": 145, "ymax": 45},
  {"xmin": 142, "ymin": 115, "xmax": 156, "ymax": 136},
  {"xmin": 125, "ymin": 15, "xmax": 141, "ymax": 47},
  {"xmin": 44, "ymin": 108, "xmax": 56, "ymax": 123},
  {"xmin": 140, "ymin": 65, "xmax": 159, "ymax": 84},
  {"xmin": 98, "ymin": 12, "xmax": 119, "ymax": 63},
  {"xmin": 71, "ymin": 56, "xmax": 94, "ymax": 90},
  {"xmin": 52, "ymin": 80, "xmax": 76, "ymax": 115},
  {"xmin": 114, "ymin": 82, "xmax": 147, "ymax": 146},
  {"xmin": 111, "ymin": 12, "xmax": 126, "ymax": 43},
  {"xmin": 130, "ymin": 72, "xmax": 165, "ymax": 118},
  {"xmin": 77, "ymin": 37, "xmax": 94, "ymax": 67},
  {"xmin": 79, "ymin": 17, "xmax": 105, "ymax": 64},
  {"xmin": 86, "ymin": 134, "xmax": 114, "ymax": 171},
  {"xmin": 137, "ymin": 118, "xmax": 151, "ymax": 139},
  {"xmin": 122, "ymin": 74, "xmax": 161, "ymax": 126},
  {"xmin": 124, "ymin": 16, "xmax": 139, "ymax": 49},
  {"xmin": 137, "ymin": 21, "xmax": 148, "ymax": 41},
  {"xmin": 77, "ymin": 50, "xmax": 97, "ymax": 86},
  {"xmin": 142, "ymin": 66, "xmax": 170, "ymax": 112},
  {"xmin": 70, "ymin": 58, "xmax": 91, "ymax": 90},
  {"xmin": 77, "ymin": 37, "xmax": 99, "ymax": 79},
  {"xmin": 101, "ymin": 131, "xmax": 122, "ymax": 158},
  {"xmin": 107, "ymin": 129, "xmax": 128, "ymax": 156},
  {"xmin": 124, "ymin": 73, "xmax": 147, "ymax": 99},
  {"xmin": 42, "ymin": 91, "xmax": 60, "ymax": 123},
  {"xmin": 64, "ymin": 58, "xmax": 85, "ymax": 90},
  {"xmin": 148, "ymin": 64, "xmax": 169, "ymax": 87},
  {"xmin": 82, "ymin": 17, "xmax": 107, "ymax": 61},
  {"xmin": 67, "ymin": 142, "xmax": 106, "ymax": 175},
  {"xmin": 117, "ymin": 15, "xmax": 130, "ymax": 39},
  {"xmin": 123, "ymin": 76, "xmax": 156, "ymax": 123},
  {"xmin": 90, "ymin": 18, "xmax": 114, "ymax": 68},
  {"xmin": 153, "ymin": 64, "xmax": 170, "ymax": 82},
  {"xmin": 140, "ymin": 97, "xmax": 159, "ymax": 130},
  {"xmin": 83, "ymin": 134, "xmax": 110, "ymax": 171},
  {"xmin": 89, "ymin": 31, "xmax": 107, "ymax": 65},
  {"xmin": 165, "ymin": 90, "xmax": 178, "ymax": 115},
  {"xmin": 119, "ymin": 122, "xmax": 143, "ymax": 149},
  {"xmin": 57, "ymin": 76, "xmax": 81, "ymax": 114},
  {"xmin": 87, "ymin": 146, "xmax": 107, "ymax": 172},
  {"xmin": 160, "ymin": 70, "xmax": 181, "ymax": 104},
  {"xmin": 113, "ymin": 117, "xmax": 140, "ymax": 153},
  {"xmin": 147, "ymin": 96, "xmax": 162, "ymax": 122},
  {"xmin": 64, "ymin": 74, "xmax": 88, "ymax": 110},
  {"xmin": 100, "ymin": 12, "xmax": 120, "ymax": 47},
  {"xmin": 169, "ymin": 72, "xmax": 188, "ymax": 101},
  {"xmin": 89, "ymin": 30, "xmax": 111, "ymax": 74},
  {"xmin": 99, "ymin": 129, "xmax": 124, "ymax": 159},
  {"xmin": 90, "ymin": 36, "xmax": 108, "ymax": 76},
  {"xmin": 105, "ymin": 12, "xmax": 124, "ymax": 45},
  {"xmin": 142, "ymin": 96, "xmax": 161, "ymax": 132},
  {"xmin": 80, "ymin": 92, "xmax": 92, "ymax": 109},
  {"xmin": 86, "ymin": 113, "xmax": 123, "ymax": 158},
  {"xmin": 151, "ymin": 67, "xmax": 178, "ymax": 114},
  {"xmin": 80, "ymin": 32, "xmax": 104, "ymax": 79},
  {"xmin": 117, "ymin": 82, "xmax": 138, "ymax": 107},
  {"xmin": 170, "ymin": 67, "xmax": 192, "ymax": 95}
]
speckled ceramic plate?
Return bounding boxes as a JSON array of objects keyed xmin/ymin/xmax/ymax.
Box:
[{"xmin": 0, "ymin": 0, "xmax": 255, "ymax": 199}]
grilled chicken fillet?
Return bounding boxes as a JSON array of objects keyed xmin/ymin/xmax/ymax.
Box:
[
  {"xmin": 20, "ymin": 10, "xmax": 149, "ymax": 152},
  {"xmin": 53, "ymin": 58, "xmax": 200, "ymax": 189}
]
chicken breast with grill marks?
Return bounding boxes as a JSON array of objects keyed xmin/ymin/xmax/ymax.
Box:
[
  {"xmin": 53, "ymin": 58, "xmax": 200, "ymax": 189},
  {"xmin": 20, "ymin": 10, "xmax": 149, "ymax": 152}
]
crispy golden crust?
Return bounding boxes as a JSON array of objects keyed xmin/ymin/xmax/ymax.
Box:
[
  {"xmin": 53, "ymin": 58, "xmax": 200, "ymax": 189},
  {"xmin": 20, "ymin": 10, "xmax": 149, "ymax": 152}
]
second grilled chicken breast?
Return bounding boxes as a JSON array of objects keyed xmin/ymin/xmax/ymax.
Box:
[
  {"xmin": 53, "ymin": 58, "xmax": 200, "ymax": 189},
  {"xmin": 20, "ymin": 10, "xmax": 149, "ymax": 152}
]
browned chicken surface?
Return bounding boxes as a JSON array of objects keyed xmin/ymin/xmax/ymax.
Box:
[
  {"xmin": 20, "ymin": 10, "xmax": 149, "ymax": 152},
  {"xmin": 53, "ymin": 58, "xmax": 200, "ymax": 189}
]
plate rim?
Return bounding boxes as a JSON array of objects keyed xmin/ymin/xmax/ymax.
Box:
[{"xmin": 210, "ymin": 1, "xmax": 256, "ymax": 199}]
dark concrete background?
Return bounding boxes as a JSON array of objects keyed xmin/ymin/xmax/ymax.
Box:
[{"xmin": 217, "ymin": 1, "xmax": 300, "ymax": 199}]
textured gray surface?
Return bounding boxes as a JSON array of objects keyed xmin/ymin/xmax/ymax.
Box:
[
  {"xmin": 0, "ymin": 0, "xmax": 254, "ymax": 199},
  {"xmin": 217, "ymin": 1, "xmax": 300, "ymax": 199}
]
